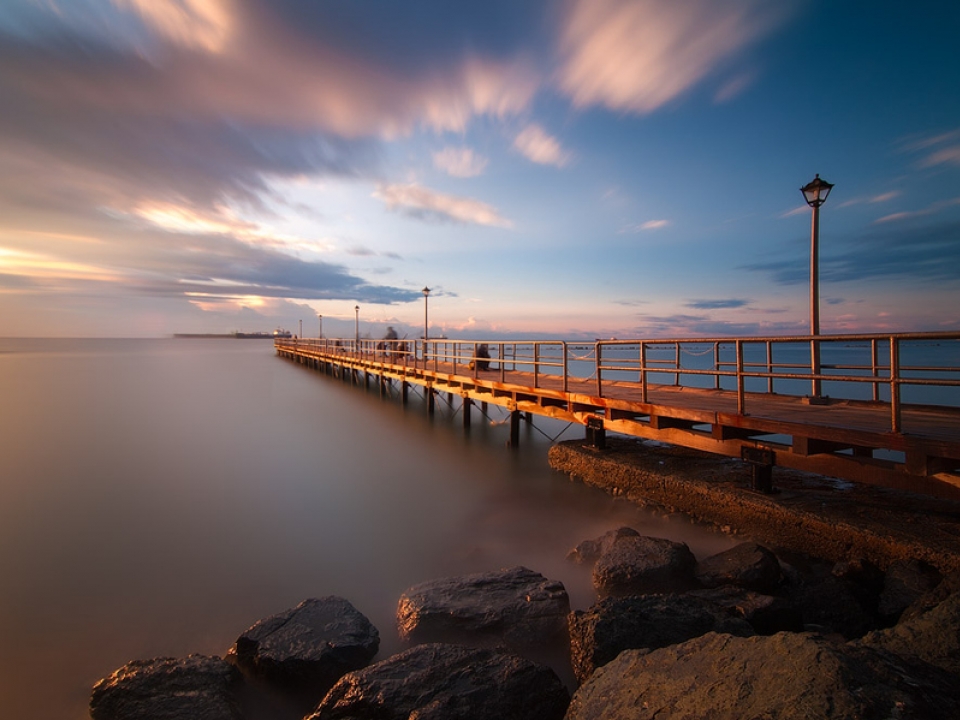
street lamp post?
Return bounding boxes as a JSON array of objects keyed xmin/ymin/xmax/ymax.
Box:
[
  {"xmin": 318, "ymin": 314, "xmax": 322, "ymax": 339},
  {"xmin": 800, "ymin": 173, "xmax": 834, "ymax": 399},
  {"xmin": 354, "ymin": 305, "xmax": 359, "ymax": 346}
]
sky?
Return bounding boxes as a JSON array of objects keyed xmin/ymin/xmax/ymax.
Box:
[{"xmin": 1, "ymin": 0, "xmax": 958, "ymax": 340}]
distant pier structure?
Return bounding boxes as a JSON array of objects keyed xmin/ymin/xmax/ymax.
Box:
[{"xmin": 276, "ymin": 333, "xmax": 960, "ymax": 500}]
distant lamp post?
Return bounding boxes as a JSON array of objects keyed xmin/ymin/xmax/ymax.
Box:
[
  {"xmin": 422, "ymin": 287, "xmax": 430, "ymax": 341},
  {"xmin": 354, "ymin": 305, "xmax": 360, "ymax": 345},
  {"xmin": 801, "ymin": 173, "xmax": 834, "ymax": 398},
  {"xmin": 318, "ymin": 314, "xmax": 323, "ymax": 339}
]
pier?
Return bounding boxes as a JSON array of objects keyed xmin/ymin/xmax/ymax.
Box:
[{"xmin": 275, "ymin": 332, "xmax": 960, "ymax": 500}]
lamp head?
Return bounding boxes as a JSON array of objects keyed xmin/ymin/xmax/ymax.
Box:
[{"xmin": 801, "ymin": 174, "xmax": 834, "ymax": 208}]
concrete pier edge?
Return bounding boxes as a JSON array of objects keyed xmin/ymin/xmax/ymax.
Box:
[{"xmin": 548, "ymin": 438, "xmax": 960, "ymax": 574}]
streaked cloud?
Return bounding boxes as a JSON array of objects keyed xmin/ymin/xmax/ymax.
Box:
[
  {"xmin": 556, "ymin": 0, "xmax": 786, "ymax": 114},
  {"xmin": 744, "ymin": 219, "xmax": 960, "ymax": 286},
  {"xmin": 513, "ymin": 124, "xmax": 570, "ymax": 167},
  {"xmin": 837, "ymin": 191, "xmax": 900, "ymax": 208},
  {"xmin": 433, "ymin": 147, "xmax": 488, "ymax": 178},
  {"xmin": 875, "ymin": 197, "xmax": 960, "ymax": 224},
  {"xmin": 374, "ymin": 182, "xmax": 512, "ymax": 228},
  {"xmin": 686, "ymin": 298, "xmax": 749, "ymax": 310},
  {"xmin": 114, "ymin": 0, "xmax": 234, "ymax": 53},
  {"xmin": 619, "ymin": 219, "xmax": 670, "ymax": 233}
]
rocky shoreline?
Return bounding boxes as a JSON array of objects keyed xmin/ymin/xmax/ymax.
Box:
[{"xmin": 89, "ymin": 440, "xmax": 960, "ymax": 718}]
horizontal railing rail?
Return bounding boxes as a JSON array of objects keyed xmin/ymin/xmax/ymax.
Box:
[{"xmin": 277, "ymin": 332, "xmax": 960, "ymax": 433}]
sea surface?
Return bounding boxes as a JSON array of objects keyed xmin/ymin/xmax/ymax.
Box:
[{"xmin": 0, "ymin": 338, "xmax": 737, "ymax": 719}]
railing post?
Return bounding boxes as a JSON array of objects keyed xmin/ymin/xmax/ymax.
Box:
[
  {"xmin": 871, "ymin": 338, "xmax": 880, "ymax": 402},
  {"xmin": 640, "ymin": 342, "xmax": 648, "ymax": 403},
  {"xmin": 713, "ymin": 342, "xmax": 720, "ymax": 390},
  {"xmin": 596, "ymin": 342, "xmax": 603, "ymax": 397},
  {"xmin": 561, "ymin": 341, "xmax": 568, "ymax": 394},
  {"xmin": 736, "ymin": 339, "xmax": 745, "ymax": 415},
  {"xmin": 766, "ymin": 340, "xmax": 773, "ymax": 394},
  {"xmin": 674, "ymin": 342, "xmax": 680, "ymax": 386},
  {"xmin": 534, "ymin": 343, "xmax": 540, "ymax": 389},
  {"xmin": 810, "ymin": 337, "xmax": 821, "ymax": 398},
  {"xmin": 890, "ymin": 336, "xmax": 901, "ymax": 432}
]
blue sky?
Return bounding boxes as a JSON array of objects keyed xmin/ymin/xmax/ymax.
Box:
[{"xmin": 1, "ymin": 0, "xmax": 958, "ymax": 339}]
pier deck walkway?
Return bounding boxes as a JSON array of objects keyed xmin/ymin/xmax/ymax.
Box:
[{"xmin": 276, "ymin": 332, "xmax": 960, "ymax": 500}]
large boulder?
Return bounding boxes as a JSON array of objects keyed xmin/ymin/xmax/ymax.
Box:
[
  {"xmin": 568, "ymin": 594, "xmax": 753, "ymax": 684},
  {"xmin": 783, "ymin": 560, "xmax": 878, "ymax": 638},
  {"xmin": 878, "ymin": 558, "xmax": 943, "ymax": 621},
  {"xmin": 565, "ymin": 632, "xmax": 960, "ymax": 720},
  {"xmin": 90, "ymin": 654, "xmax": 243, "ymax": 720},
  {"xmin": 308, "ymin": 643, "xmax": 569, "ymax": 720},
  {"xmin": 567, "ymin": 527, "xmax": 640, "ymax": 564},
  {"xmin": 694, "ymin": 541, "xmax": 781, "ymax": 593},
  {"xmin": 225, "ymin": 596, "xmax": 379, "ymax": 702},
  {"xmin": 396, "ymin": 566, "xmax": 570, "ymax": 650},
  {"xmin": 592, "ymin": 535, "xmax": 696, "ymax": 597},
  {"xmin": 688, "ymin": 586, "xmax": 804, "ymax": 635},
  {"xmin": 859, "ymin": 590, "xmax": 960, "ymax": 675}
]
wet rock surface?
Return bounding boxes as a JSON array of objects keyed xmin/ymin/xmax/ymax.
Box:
[
  {"xmin": 568, "ymin": 593, "xmax": 753, "ymax": 684},
  {"xmin": 225, "ymin": 596, "xmax": 379, "ymax": 702},
  {"xmin": 591, "ymin": 534, "xmax": 696, "ymax": 597},
  {"xmin": 694, "ymin": 541, "xmax": 781, "ymax": 592},
  {"xmin": 89, "ymin": 654, "xmax": 243, "ymax": 720},
  {"xmin": 307, "ymin": 643, "xmax": 569, "ymax": 720},
  {"xmin": 565, "ymin": 631, "xmax": 960, "ymax": 720},
  {"xmin": 396, "ymin": 566, "xmax": 570, "ymax": 650},
  {"xmin": 859, "ymin": 588, "xmax": 960, "ymax": 675}
]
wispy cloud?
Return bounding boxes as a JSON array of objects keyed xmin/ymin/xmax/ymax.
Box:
[
  {"xmin": 556, "ymin": 0, "xmax": 787, "ymax": 114},
  {"xmin": 513, "ymin": 124, "xmax": 570, "ymax": 167},
  {"xmin": 686, "ymin": 298, "xmax": 749, "ymax": 310},
  {"xmin": 898, "ymin": 128, "xmax": 960, "ymax": 169},
  {"xmin": 619, "ymin": 219, "xmax": 670, "ymax": 233},
  {"xmin": 432, "ymin": 147, "xmax": 488, "ymax": 178},
  {"xmin": 744, "ymin": 219, "xmax": 960, "ymax": 286},
  {"xmin": 837, "ymin": 191, "xmax": 900, "ymax": 208},
  {"xmin": 874, "ymin": 197, "xmax": 960, "ymax": 224},
  {"xmin": 374, "ymin": 182, "xmax": 512, "ymax": 228}
]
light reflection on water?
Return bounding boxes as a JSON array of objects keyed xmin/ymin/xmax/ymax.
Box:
[{"xmin": 0, "ymin": 338, "xmax": 735, "ymax": 720}]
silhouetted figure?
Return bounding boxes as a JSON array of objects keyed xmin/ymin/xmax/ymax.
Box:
[{"xmin": 471, "ymin": 343, "xmax": 490, "ymax": 371}]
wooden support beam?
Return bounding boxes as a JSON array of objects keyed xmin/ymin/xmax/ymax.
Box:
[
  {"xmin": 463, "ymin": 397, "xmax": 472, "ymax": 429},
  {"xmin": 509, "ymin": 409, "xmax": 521, "ymax": 448}
]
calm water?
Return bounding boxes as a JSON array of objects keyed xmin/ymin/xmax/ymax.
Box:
[{"xmin": 0, "ymin": 338, "xmax": 736, "ymax": 719}]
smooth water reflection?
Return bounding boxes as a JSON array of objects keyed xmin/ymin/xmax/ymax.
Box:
[{"xmin": 0, "ymin": 339, "xmax": 735, "ymax": 719}]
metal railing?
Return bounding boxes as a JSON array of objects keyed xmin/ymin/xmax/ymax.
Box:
[{"xmin": 277, "ymin": 332, "xmax": 960, "ymax": 433}]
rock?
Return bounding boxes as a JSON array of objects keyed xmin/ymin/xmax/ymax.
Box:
[
  {"xmin": 591, "ymin": 535, "xmax": 696, "ymax": 597},
  {"xmin": 878, "ymin": 558, "xmax": 943, "ymax": 621},
  {"xmin": 566, "ymin": 527, "xmax": 639, "ymax": 564},
  {"xmin": 831, "ymin": 557, "xmax": 885, "ymax": 618},
  {"xmin": 694, "ymin": 541, "xmax": 781, "ymax": 593},
  {"xmin": 308, "ymin": 643, "xmax": 569, "ymax": 720},
  {"xmin": 859, "ymin": 590, "xmax": 960, "ymax": 675},
  {"xmin": 567, "ymin": 594, "xmax": 753, "ymax": 684},
  {"xmin": 688, "ymin": 586, "xmax": 804, "ymax": 635},
  {"xmin": 90, "ymin": 654, "xmax": 243, "ymax": 720},
  {"xmin": 565, "ymin": 632, "xmax": 960, "ymax": 720},
  {"xmin": 226, "ymin": 596, "xmax": 379, "ymax": 702},
  {"xmin": 786, "ymin": 561, "xmax": 878, "ymax": 638},
  {"xmin": 901, "ymin": 571, "xmax": 960, "ymax": 621},
  {"xmin": 396, "ymin": 566, "xmax": 570, "ymax": 651}
]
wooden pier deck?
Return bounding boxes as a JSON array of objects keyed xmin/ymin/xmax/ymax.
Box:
[{"xmin": 276, "ymin": 333, "xmax": 960, "ymax": 500}]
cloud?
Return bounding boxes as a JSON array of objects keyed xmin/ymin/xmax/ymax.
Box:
[
  {"xmin": 114, "ymin": 0, "xmax": 234, "ymax": 53},
  {"xmin": 837, "ymin": 191, "xmax": 900, "ymax": 208},
  {"xmin": 556, "ymin": 0, "xmax": 786, "ymax": 114},
  {"xmin": 513, "ymin": 124, "xmax": 570, "ymax": 167},
  {"xmin": 433, "ymin": 147, "xmax": 488, "ymax": 177},
  {"xmin": 686, "ymin": 298, "xmax": 750, "ymax": 310},
  {"xmin": 374, "ymin": 182, "xmax": 512, "ymax": 227},
  {"xmin": 619, "ymin": 219, "xmax": 670, "ymax": 233},
  {"xmin": 743, "ymin": 219, "xmax": 960, "ymax": 286},
  {"xmin": 919, "ymin": 145, "xmax": 960, "ymax": 169},
  {"xmin": 874, "ymin": 197, "xmax": 960, "ymax": 224}
]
